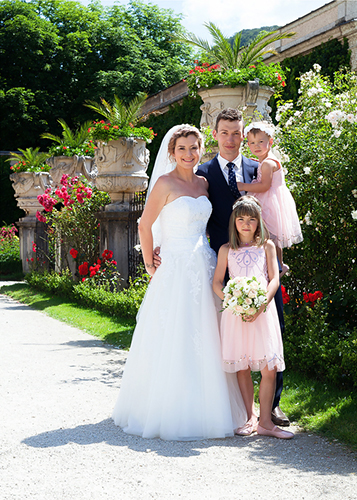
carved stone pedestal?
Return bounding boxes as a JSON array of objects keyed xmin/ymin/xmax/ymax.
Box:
[
  {"xmin": 94, "ymin": 137, "xmax": 150, "ymax": 283},
  {"xmin": 96, "ymin": 194, "xmax": 133, "ymax": 284},
  {"xmin": 16, "ymin": 216, "xmax": 37, "ymax": 273},
  {"xmin": 10, "ymin": 171, "xmax": 51, "ymax": 273}
]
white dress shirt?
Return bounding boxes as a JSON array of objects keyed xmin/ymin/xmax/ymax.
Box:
[{"xmin": 217, "ymin": 153, "xmax": 246, "ymax": 194}]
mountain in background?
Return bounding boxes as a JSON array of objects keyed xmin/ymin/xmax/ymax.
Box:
[{"xmin": 228, "ymin": 26, "xmax": 280, "ymax": 47}]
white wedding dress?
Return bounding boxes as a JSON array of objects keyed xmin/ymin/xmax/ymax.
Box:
[{"xmin": 112, "ymin": 195, "xmax": 246, "ymax": 440}]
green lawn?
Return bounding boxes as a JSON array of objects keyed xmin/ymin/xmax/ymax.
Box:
[
  {"xmin": 1, "ymin": 281, "xmax": 356, "ymax": 451},
  {"xmin": 0, "ymin": 282, "xmax": 135, "ymax": 349}
]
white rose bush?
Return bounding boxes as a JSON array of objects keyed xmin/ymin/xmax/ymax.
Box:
[{"xmin": 274, "ymin": 66, "xmax": 357, "ymax": 388}]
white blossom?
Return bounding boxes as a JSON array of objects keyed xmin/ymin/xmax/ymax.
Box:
[
  {"xmin": 352, "ymin": 210, "xmax": 357, "ymax": 220},
  {"xmin": 304, "ymin": 167, "xmax": 311, "ymax": 174},
  {"xmin": 352, "ymin": 189, "xmax": 357, "ymax": 198},
  {"xmin": 334, "ymin": 130, "xmax": 342, "ymax": 138},
  {"xmin": 304, "ymin": 211, "xmax": 312, "ymax": 225},
  {"xmin": 346, "ymin": 114, "xmax": 355, "ymax": 123},
  {"xmin": 313, "ymin": 63, "xmax": 321, "ymax": 72}
]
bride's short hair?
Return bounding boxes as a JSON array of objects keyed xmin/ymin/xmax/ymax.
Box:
[{"xmin": 167, "ymin": 125, "xmax": 203, "ymax": 157}]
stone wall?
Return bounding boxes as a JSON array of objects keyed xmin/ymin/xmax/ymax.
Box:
[{"xmin": 263, "ymin": 0, "xmax": 357, "ymax": 69}]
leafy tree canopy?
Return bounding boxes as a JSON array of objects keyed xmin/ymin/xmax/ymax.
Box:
[{"xmin": 0, "ymin": 0, "xmax": 192, "ymax": 150}]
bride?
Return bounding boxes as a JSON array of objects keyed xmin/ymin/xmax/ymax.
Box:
[{"xmin": 112, "ymin": 125, "xmax": 246, "ymax": 440}]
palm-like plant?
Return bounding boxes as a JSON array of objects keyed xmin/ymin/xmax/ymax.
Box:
[
  {"xmin": 84, "ymin": 92, "xmax": 147, "ymax": 128},
  {"xmin": 41, "ymin": 118, "xmax": 91, "ymax": 149},
  {"xmin": 83, "ymin": 93, "xmax": 154, "ymax": 143},
  {"xmin": 176, "ymin": 22, "xmax": 295, "ymax": 70},
  {"xmin": 8, "ymin": 147, "xmax": 50, "ymax": 173}
]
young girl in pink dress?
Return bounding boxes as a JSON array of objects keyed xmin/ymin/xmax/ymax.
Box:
[
  {"xmin": 237, "ymin": 122, "xmax": 303, "ymax": 277},
  {"xmin": 213, "ymin": 196, "xmax": 294, "ymax": 439}
]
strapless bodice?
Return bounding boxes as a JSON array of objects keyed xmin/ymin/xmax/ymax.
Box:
[{"xmin": 159, "ymin": 196, "xmax": 212, "ymax": 253}]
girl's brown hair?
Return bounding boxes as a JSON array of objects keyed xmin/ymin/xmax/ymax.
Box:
[{"xmin": 228, "ymin": 195, "xmax": 269, "ymax": 249}]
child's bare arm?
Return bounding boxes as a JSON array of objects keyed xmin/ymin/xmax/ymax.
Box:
[
  {"xmin": 212, "ymin": 244, "xmax": 229, "ymax": 300},
  {"xmin": 243, "ymin": 240, "xmax": 279, "ymax": 323},
  {"xmin": 265, "ymin": 240, "xmax": 280, "ymax": 302},
  {"xmin": 237, "ymin": 159, "xmax": 275, "ymax": 193}
]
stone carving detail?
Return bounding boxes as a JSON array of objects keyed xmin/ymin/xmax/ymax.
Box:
[
  {"xmin": 10, "ymin": 172, "xmax": 52, "ymax": 216},
  {"xmin": 94, "ymin": 137, "xmax": 150, "ymax": 204},
  {"xmin": 200, "ymin": 101, "xmax": 225, "ymax": 128},
  {"xmin": 46, "ymin": 155, "xmax": 96, "ymax": 187}
]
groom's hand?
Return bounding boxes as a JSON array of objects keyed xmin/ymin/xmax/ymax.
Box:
[{"xmin": 153, "ymin": 246, "xmax": 161, "ymax": 268}]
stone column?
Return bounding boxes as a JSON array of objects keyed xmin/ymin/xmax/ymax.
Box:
[
  {"xmin": 16, "ymin": 216, "xmax": 37, "ymax": 273},
  {"xmin": 94, "ymin": 137, "xmax": 149, "ymax": 284},
  {"xmin": 10, "ymin": 171, "xmax": 51, "ymax": 273},
  {"xmin": 96, "ymin": 194, "xmax": 133, "ymax": 284}
]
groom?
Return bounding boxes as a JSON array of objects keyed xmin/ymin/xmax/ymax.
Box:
[{"xmin": 196, "ymin": 108, "xmax": 289, "ymax": 427}]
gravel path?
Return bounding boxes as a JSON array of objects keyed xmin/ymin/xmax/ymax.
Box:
[{"xmin": 1, "ymin": 288, "xmax": 357, "ymax": 500}]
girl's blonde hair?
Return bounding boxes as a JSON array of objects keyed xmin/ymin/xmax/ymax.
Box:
[{"xmin": 229, "ymin": 195, "xmax": 269, "ymax": 249}]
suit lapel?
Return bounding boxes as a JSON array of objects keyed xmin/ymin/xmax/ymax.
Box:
[{"xmin": 211, "ymin": 156, "xmax": 232, "ymax": 196}]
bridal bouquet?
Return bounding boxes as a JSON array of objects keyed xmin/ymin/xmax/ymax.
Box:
[{"xmin": 222, "ymin": 276, "xmax": 267, "ymax": 317}]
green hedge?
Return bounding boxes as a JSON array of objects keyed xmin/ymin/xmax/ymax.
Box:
[
  {"xmin": 26, "ymin": 270, "xmax": 149, "ymax": 319},
  {"xmin": 284, "ymin": 301, "xmax": 357, "ymax": 389}
]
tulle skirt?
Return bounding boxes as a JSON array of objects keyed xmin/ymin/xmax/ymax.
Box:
[{"xmin": 112, "ymin": 238, "xmax": 246, "ymax": 440}]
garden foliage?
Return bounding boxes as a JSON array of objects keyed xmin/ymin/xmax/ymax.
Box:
[
  {"xmin": 0, "ymin": 0, "xmax": 192, "ymax": 151},
  {"xmin": 275, "ymin": 66, "xmax": 357, "ymax": 387},
  {"xmin": 36, "ymin": 174, "xmax": 110, "ymax": 269},
  {"xmin": 0, "ymin": 224, "xmax": 22, "ymax": 275},
  {"xmin": 26, "ymin": 268, "xmax": 149, "ymax": 319}
]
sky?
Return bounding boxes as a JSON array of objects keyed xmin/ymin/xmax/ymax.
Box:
[{"xmin": 79, "ymin": 0, "xmax": 331, "ymax": 39}]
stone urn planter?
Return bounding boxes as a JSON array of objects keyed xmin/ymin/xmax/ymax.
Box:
[
  {"xmin": 198, "ymin": 79, "xmax": 275, "ymax": 129},
  {"xmin": 10, "ymin": 171, "xmax": 51, "ymax": 217},
  {"xmin": 10, "ymin": 171, "xmax": 52, "ymax": 273},
  {"xmin": 46, "ymin": 155, "xmax": 96, "ymax": 187},
  {"xmin": 94, "ymin": 137, "xmax": 149, "ymax": 208}
]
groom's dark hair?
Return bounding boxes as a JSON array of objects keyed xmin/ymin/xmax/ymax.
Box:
[{"xmin": 215, "ymin": 108, "xmax": 243, "ymax": 131}]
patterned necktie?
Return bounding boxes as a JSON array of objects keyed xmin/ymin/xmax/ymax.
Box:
[{"xmin": 227, "ymin": 162, "xmax": 241, "ymax": 199}]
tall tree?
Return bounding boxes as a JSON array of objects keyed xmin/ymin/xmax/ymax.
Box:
[{"xmin": 0, "ymin": 0, "xmax": 192, "ymax": 150}]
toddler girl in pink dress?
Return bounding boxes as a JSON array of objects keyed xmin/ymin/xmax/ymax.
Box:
[
  {"xmin": 213, "ymin": 196, "xmax": 293, "ymax": 439},
  {"xmin": 237, "ymin": 122, "xmax": 303, "ymax": 277}
]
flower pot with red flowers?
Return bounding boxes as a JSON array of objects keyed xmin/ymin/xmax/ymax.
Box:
[
  {"xmin": 85, "ymin": 93, "xmax": 154, "ymax": 207},
  {"xmin": 42, "ymin": 119, "xmax": 98, "ymax": 187},
  {"xmin": 178, "ymin": 23, "xmax": 293, "ymax": 127}
]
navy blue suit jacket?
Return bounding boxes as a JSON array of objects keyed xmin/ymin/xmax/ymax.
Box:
[{"xmin": 196, "ymin": 154, "xmax": 258, "ymax": 254}]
